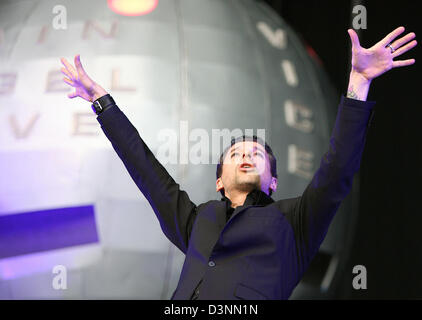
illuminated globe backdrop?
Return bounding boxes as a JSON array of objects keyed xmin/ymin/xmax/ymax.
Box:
[{"xmin": 0, "ymin": 0, "xmax": 355, "ymax": 299}]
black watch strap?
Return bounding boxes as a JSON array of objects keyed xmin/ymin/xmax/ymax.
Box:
[{"xmin": 91, "ymin": 94, "xmax": 115, "ymax": 115}]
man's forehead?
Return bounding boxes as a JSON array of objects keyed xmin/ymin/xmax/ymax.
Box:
[{"xmin": 229, "ymin": 141, "xmax": 266, "ymax": 152}]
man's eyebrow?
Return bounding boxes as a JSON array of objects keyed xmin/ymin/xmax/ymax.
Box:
[
  {"xmin": 229, "ymin": 145, "xmax": 266, "ymax": 153},
  {"xmin": 230, "ymin": 146, "xmax": 241, "ymax": 153},
  {"xmin": 253, "ymin": 146, "xmax": 265, "ymax": 152},
  {"xmin": 251, "ymin": 145, "xmax": 266, "ymax": 154}
]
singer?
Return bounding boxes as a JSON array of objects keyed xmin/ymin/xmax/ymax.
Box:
[{"xmin": 60, "ymin": 27, "xmax": 416, "ymax": 299}]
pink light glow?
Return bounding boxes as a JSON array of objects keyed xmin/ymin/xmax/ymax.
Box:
[{"xmin": 107, "ymin": 0, "xmax": 159, "ymax": 16}]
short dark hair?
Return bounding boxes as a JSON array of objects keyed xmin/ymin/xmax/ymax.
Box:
[{"xmin": 216, "ymin": 135, "xmax": 277, "ymax": 196}]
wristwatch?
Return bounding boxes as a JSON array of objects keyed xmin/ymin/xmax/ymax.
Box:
[{"xmin": 91, "ymin": 94, "xmax": 115, "ymax": 115}]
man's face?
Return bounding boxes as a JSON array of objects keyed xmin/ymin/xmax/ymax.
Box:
[{"xmin": 216, "ymin": 141, "xmax": 277, "ymax": 196}]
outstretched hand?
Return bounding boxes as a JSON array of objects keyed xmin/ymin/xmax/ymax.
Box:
[
  {"xmin": 348, "ymin": 26, "xmax": 417, "ymax": 81},
  {"xmin": 60, "ymin": 54, "xmax": 107, "ymax": 102}
]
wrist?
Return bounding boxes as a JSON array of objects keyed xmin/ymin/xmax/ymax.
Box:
[
  {"xmin": 349, "ymin": 69, "xmax": 372, "ymax": 85},
  {"xmin": 92, "ymin": 85, "xmax": 108, "ymax": 102},
  {"xmin": 91, "ymin": 93, "xmax": 115, "ymax": 115},
  {"xmin": 347, "ymin": 70, "xmax": 371, "ymax": 101}
]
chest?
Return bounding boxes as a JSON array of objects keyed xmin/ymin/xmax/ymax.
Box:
[{"xmin": 187, "ymin": 202, "xmax": 294, "ymax": 261}]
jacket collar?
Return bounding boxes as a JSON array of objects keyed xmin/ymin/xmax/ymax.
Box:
[{"xmin": 221, "ymin": 189, "xmax": 274, "ymax": 209}]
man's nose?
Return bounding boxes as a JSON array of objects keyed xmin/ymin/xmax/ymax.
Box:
[{"xmin": 242, "ymin": 152, "xmax": 253, "ymax": 160}]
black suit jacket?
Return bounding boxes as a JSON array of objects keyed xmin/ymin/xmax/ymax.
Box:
[{"xmin": 96, "ymin": 95, "xmax": 376, "ymax": 300}]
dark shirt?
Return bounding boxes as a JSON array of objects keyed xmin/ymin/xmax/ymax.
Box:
[{"xmin": 223, "ymin": 190, "xmax": 274, "ymax": 221}]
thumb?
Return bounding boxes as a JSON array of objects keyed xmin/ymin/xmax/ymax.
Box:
[
  {"xmin": 348, "ymin": 28, "xmax": 361, "ymax": 49},
  {"xmin": 68, "ymin": 92, "xmax": 78, "ymax": 99}
]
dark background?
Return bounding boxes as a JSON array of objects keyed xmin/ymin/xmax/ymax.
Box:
[{"xmin": 264, "ymin": 0, "xmax": 421, "ymax": 299}]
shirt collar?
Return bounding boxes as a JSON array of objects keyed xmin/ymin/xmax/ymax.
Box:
[{"xmin": 221, "ymin": 189, "xmax": 274, "ymax": 208}]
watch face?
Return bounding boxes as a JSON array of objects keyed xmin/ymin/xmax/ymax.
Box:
[{"xmin": 92, "ymin": 101, "xmax": 102, "ymax": 114}]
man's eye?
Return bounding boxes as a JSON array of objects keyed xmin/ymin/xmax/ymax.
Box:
[{"xmin": 231, "ymin": 152, "xmax": 240, "ymax": 158}]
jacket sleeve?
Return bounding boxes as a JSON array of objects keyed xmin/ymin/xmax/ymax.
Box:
[
  {"xmin": 96, "ymin": 102, "xmax": 198, "ymax": 254},
  {"xmin": 277, "ymin": 95, "xmax": 376, "ymax": 270}
]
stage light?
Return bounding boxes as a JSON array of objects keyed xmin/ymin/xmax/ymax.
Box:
[{"xmin": 107, "ymin": 0, "xmax": 158, "ymax": 16}]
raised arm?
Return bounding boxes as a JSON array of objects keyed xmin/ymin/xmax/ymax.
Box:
[
  {"xmin": 60, "ymin": 55, "xmax": 198, "ymax": 253},
  {"xmin": 279, "ymin": 26, "xmax": 417, "ymax": 270}
]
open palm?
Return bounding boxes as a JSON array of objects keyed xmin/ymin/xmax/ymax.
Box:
[
  {"xmin": 348, "ymin": 26, "xmax": 417, "ymax": 81},
  {"xmin": 60, "ymin": 54, "xmax": 106, "ymax": 102}
]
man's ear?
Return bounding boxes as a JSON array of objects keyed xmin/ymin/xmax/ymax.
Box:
[
  {"xmin": 269, "ymin": 177, "xmax": 277, "ymax": 193},
  {"xmin": 216, "ymin": 177, "xmax": 224, "ymax": 193}
]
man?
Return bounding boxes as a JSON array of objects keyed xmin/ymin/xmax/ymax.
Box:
[{"xmin": 60, "ymin": 27, "xmax": 416, "ymax": 299}]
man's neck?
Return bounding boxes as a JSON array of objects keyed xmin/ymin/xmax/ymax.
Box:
[{"xmin": 225, "ymin": 190, "xmax": 250, "ymax": 208}]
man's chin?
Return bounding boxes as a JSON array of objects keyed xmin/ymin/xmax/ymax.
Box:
[{"xmin": 234, "ymin": 178, "xmax": 260, "ymax": 193}]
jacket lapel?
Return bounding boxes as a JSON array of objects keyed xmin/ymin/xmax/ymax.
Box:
[{"xmin": 215, "ymin": 200, "xmax": 230, "ymax": 231}]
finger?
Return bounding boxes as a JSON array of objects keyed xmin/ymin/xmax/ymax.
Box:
[
  {"xmin": 67, "ymin": 91, "xmax": 78, "ymax": 99},
  {"xmin": 392, "ymin": 59, "xmax": 416, "ymax": 68},
  {"xmin": 61, "ymin": 67, "xmax": 73, "ymax": 80},
  {"xmin": 379, "ymin": 26, "xmax": 405, "ymax": 47},
  {"xmin": 348, "ymin": 29, "xmax": 361, "ymax": 49},
  {"xmin": 63, "ymin": 77, "xmax": 75, "ymax": 87},
  {"xmin": 60, "ymin": 57, "xmax": 77, "ymax": 78},
  {"xmin": 391, "ymin": 32, "xmax": 416, "ymax": 51},
  {"xmin": 74, "ymin": 54, "xmax": 87, "ymax": 75},
  {"xmin": 391, "ymin": 32, "xmax": 416, "ymax": 47},
  {"xmin": 392, "ymin": 40, "xmax": 417, "ymax": 58}
]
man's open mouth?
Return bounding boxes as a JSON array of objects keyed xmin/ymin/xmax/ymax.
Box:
[{"xmin": 239, "ymin": 163, "xmax": 256, "ymax": 172}]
